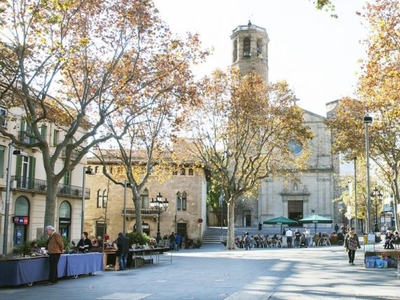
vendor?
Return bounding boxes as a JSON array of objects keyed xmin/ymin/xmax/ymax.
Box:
[
  {"xmin": 77, "ymin": 232, "xmax": 93, "ymax": 252},
  {"xmin": 30, "ymin": 240, "xmax": 43, "ymax": 256}
]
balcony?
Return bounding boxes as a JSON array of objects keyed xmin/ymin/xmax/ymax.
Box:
[
  {"xmin": 10, "ymin": 176, "xmax": 90, "ymax": 199},
  {"xmin": 60, "ymin": 148, "xmax": 80, "ymax": 160},
  {"xmin": 18, "ymin": 131, "xmax": 38, "ymax": 145},
  {"xmin": 123, "ymin": 208, "xmax": 158, "ymax": 215}
]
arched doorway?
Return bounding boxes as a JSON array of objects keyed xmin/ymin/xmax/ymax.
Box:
[
  {"xmin": 59, "ymin": 201, "xmax": 71, "ymax": 240},
  {"xmin": 13, "ymin": 196, "xmax": 30, "ymax": 246}
]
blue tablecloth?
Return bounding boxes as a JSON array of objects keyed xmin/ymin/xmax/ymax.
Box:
[{"xmin": 0, "ymin": 253, "xmax": 103, "ymax": 286}]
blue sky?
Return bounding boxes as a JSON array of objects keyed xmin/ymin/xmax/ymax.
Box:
[{"xmin": 153, "ymin": 0, "xmax": 368, "ymax": 116}]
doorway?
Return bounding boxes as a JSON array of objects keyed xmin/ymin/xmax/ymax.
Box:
[{"xmin": 288, "ymin": 200, "xmax": 303, "ymax": 221}]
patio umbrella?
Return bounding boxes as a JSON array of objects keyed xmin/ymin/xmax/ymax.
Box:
[
  {"xmin": 263, "ymin": 216, "xmax": 298, "ymax": 234},
  {"xmin": 298, "ymin": 214, "xmax": 333, "ymax": 233}
]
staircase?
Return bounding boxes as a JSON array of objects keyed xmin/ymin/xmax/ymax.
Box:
[{"xmin": 202, "ymin": 227, "xmax": 227, "ymax": 244}]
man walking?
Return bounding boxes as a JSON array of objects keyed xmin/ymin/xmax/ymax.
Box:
[
  {"xmin": 45, "ymin": 225, "xmax": 64, "ymax": 285},
  {"xmin": 286, "ymin": 228, "xmax": 293, "ymax": 248},
  {"xmin": 116, "ymin": 232, "xmax": 130, "ymax": 270}
]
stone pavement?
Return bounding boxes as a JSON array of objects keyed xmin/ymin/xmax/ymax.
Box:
[{"xmin": 0, "ymin": 242, "xmax": 399, "ymax": 300}]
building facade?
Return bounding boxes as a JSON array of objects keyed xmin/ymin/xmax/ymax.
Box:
[
  {"xmin": 84, "ymin": 157, "xmax": 208, "ymax": 244},
  {"xmin": 230, "ymin": 22, "xmax": 340, "ymax": 228},
  {"xmin": 0, "ymin": 106, "xmax": 88, "ymax": 253}
]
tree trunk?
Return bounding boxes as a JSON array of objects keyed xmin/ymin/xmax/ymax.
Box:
[
  {"xmin": 44, "ymin": 180, "xmax": 58, "ymax": 229},
  {"xmin": 226, "ymin": 200, "xmax": 237, "ymax": 250}
]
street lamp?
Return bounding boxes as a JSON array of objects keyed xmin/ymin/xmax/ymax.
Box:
[
  {"xmin": 372, "ymin": 187, "xmax": 383, "ymax": 232},
  {"xmin": 2, "ymin": 144, "xmax": 28, "ymax": 254},
  {"xmin": 364, "ymin": 114, "xmax": 373, "ymax": 233},
  {"xmin": 81, "ymin": 166, "xmax": 94, "ymax": 234},
  {"xmin": 354, "ymin": 157, "xmax": 358, "ymax": 234},
  {"xmin": 150, "ymin": 192, "xmax": 168, "ymax": 242}
]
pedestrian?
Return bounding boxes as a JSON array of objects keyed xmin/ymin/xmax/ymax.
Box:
[
  {"xmin": 44, "ymin": 225, "xmax": 64, "ymax": 285},
  {"xmin": 244, "ymin": 232, "xmax": 251, "ymax": 250},
  {"xmin": 285, "ymin": 228, "xmax": 293, "ymax": 248},
  {"xmin": 175, "ymin": 233, "xmax": 181, "ymax": 251},
  {"xmin": 116, "ymin": 232, "xmax": 130, "ymax": 270},
  {"xmin": 169, "ymin": 232, "xmax": 176, "ymax": 250},
  {"xmin": 334, "ymin": 223, "xmax": 339, "ymax": 233},
  {"xmin": 304, "ymin": 227, "xmax": 311, "ymax": 247},
  {"xmin": 344, "ymin": 227, "xmax": 361, "ymax": 265},
  {"xmin": 294, "ymin": 229, "xmax": 301, "ymax": 248}
]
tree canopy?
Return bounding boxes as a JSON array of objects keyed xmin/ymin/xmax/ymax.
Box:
[
  {"xmin": 183, "ymin": 69, "xmax": 313, "ymax": 249},
  {"xmin": 0, "ymin": 0, "xmax": 208, "ymax": 227}
]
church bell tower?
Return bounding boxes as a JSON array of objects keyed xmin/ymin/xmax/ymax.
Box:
[{"xmin": 230, "ymin": 21, "xmax": 270, "ymax": 83}]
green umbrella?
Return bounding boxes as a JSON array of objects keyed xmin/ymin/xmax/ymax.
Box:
[
  {"xmin": 298, "ymin": 214, "xmax": 333, "ymax": 233},
  {"xmin": 263, "ymin": 216, "xmax": 298, "ymax": 234}
]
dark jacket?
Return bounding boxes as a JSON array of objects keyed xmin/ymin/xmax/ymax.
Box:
[
  {"xmin": 116, "ymin": 234, "xmax": 130, "ymax": 256},
  {"xmin": 77, "ymin": 238, "xmax": 92, "ymax": 252}
]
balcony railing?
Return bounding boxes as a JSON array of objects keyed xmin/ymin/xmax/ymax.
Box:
[
  {"xmin": 18, "ymin": 131, "xmax": 38, "ymax": 145},
  {"xmin": 11, "ymin": 176, "xmax": 90, "ymax": 199},
  {"xmin": 61, "ymin": 148, "xmax": 80, "ymax": 160},
  {"xmin": 123, "ymin": 208, "xmax": 157, "ymax": 215}
]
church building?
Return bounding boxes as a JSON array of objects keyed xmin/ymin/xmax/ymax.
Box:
[{"xmin": 230, "ymin": 22, "xmax": 340, "ymax": 229}]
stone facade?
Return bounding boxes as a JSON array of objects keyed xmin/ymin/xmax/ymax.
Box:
[{"xmin": 84, "ymin": 160, "xmax": 207, "ymax": 243}]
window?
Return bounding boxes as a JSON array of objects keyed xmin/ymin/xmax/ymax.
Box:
[
  {"xmin": 59, "ymin": 201, "xmax": 71, "ymax": 218},
  {"xmin": 188, "ymin": 168, "xmax": 194, "ymax": 176},
  {"xmin": 180, "ymin": 168, "xmax": 186, "ymax": 175},
  {"xmin": 53, "ymin": 129, "xmax": 59, "ymax": 146},
  {"xmin": 97, "ymin": 189, "xmax": 107, "ymax": 208},
  {"xmin": 40, "ymin": 124, "xmax": 47, "ymax": 139},
  {"xmin": 141, "ymin": 188, "xmax": 149, "ymax": 209},
  {"xmin": 177, "ymin": 191, "xmax": 187, "ymax": 211},
  {"xmin": 0, "ymin": 107, "xmax": 7, "ymax": 127}
]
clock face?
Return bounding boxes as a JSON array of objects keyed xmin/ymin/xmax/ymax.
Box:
[{"xmin": 289, "ymin": 140, "xmax": 302, "ymax": 155}]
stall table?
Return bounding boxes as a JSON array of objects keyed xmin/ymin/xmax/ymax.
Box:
[{"xmin": 0, "ymin": 253, "xmax": 103, "ymax": 286}]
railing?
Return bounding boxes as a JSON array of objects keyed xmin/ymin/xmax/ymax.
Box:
[
  {"xmin": 18, "ymin": 131, "xmax": 38, "ymax": 145},
  {"xmin": 11, "ymin": 176, "xmax": 90, "ymax": 199},
  {"xmin": 61, "ymin": 148, "xmax": 80, "ymax": 160},
  {"xmin": 123, "ymin": 208, "xmax": 157, "ymax": 215}
]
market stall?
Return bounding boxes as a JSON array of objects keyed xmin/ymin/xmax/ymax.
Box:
[{"xmin": 0, "ymin": 252, "xmax": 103, "ymax": 286}]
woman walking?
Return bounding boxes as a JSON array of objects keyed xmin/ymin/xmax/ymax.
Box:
[{"xmin": 344, "ymin": 227, "xmax": 361, "ymax": 265}]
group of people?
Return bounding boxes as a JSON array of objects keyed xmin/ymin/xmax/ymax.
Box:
[
  {"xmin": 236, "ymin": 232, "xmax": 283, "ymax": 249},
  {"xmin": 384, "ymin": 230, "xmax": 400, "ymax": 249}
]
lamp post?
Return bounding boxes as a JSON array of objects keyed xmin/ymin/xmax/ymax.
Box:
[
  {"xmin": 364, "ymin": 114, "xmax": 373, "ymax": 233},
  {"xmin": 2, "ymin": 144, "xmax": 28, "ymax": 254},
  {"xmin": 354, "ymin": 157, "xmax": 358, "ymax": 234},
  {"xmin": 81, "ymin": 166, "xmax": 93, "ymax": 234},
  {"xmin": 372, "ymin": 187, "xmax": 383, "ymax": 232},
  {"xmin": 150, "ymin": 192, "xmax": 168, "ymax": 242},
  {"xmin": 3, "ymin": 143, "xmax": 13, "ymax": 255}
]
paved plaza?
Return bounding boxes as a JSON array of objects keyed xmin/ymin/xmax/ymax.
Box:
[{"xmin": 0, "ymin": 243, "xmax": 398, "ymax": 300}]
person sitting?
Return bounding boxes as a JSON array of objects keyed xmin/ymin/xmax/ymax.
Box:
[
  {"xmin": 384, "ymin": 230, "xmax": 394, "ymax": 249},
  {"xmin": 30, "ymin": 240, "xmax": 43, "ymax": 256},
  {"xmin": 77, "ymin": 232, "xmax": 93, "ymax": 252},
  {"xmin": 392, "ymin": 231, "xmax": 400, "ymax": 248}
]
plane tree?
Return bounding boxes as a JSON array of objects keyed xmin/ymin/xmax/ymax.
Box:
[
  {"xmin": 327, "ymin": 0, "xmax": 400, "ymax": 231},
  {"xmin": 0, "ymin": 0, "xmax": 207, "ymax": 227},
  {"xmin": 183, "ymin": 69, "xmax": 313, "ymax": 249}
]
